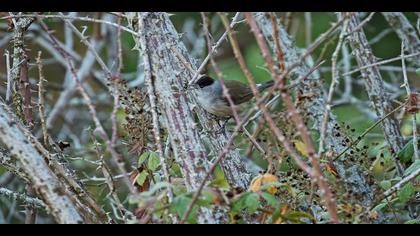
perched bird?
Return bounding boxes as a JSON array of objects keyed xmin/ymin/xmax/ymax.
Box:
[{"xmin": 192, "ymin": 75, "xmax": 274, "ymax": 117}]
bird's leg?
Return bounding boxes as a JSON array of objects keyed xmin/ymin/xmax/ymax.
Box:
[{"xmin": 216, "ymin": 117, "xmax": 231, "ymax": 135}]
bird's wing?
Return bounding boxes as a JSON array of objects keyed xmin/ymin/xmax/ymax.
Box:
[{"xmin": 223, "ymin": 80, "xmax": 253, "ymax": 105}]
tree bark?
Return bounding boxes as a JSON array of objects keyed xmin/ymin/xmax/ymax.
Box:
[
  {"xmin": 344, "ymin": 12, "xmax": 405, "ymax": 176},
  {"xmin": 135, "ymin": 12, "xmax": 230, "ymax": 223},
  {"xmin": 254, "ymin": 12, "xmax": 375, "ymax": 206},
  {"xmin": 0, "ymin": 99, "xmax": 83, "ymax": 224},
  {"xmin": 382, "ymin": 12, "xmax": 420, "ymax": 67}
]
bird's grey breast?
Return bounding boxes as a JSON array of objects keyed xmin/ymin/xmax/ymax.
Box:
[{"xmin": 196, "ymin": 81, "xmax": 231, "ymax": 117}]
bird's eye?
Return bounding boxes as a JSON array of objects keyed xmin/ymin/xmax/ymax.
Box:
[{"xmin": 196, "ymin": 76, "xmax": 214, "ymax": 88}]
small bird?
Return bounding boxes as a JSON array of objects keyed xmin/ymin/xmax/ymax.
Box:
[{"xmin": 192, "ymin": 75, "xmax": 274, "ymax": 118}]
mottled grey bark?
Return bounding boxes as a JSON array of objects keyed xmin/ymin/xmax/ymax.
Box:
[
  {"xmin": 344, "ymin": 13, "xmax": 405, "ymax": 175},
  {"xmin": 254, "ymin": 12, "xmax": 375, "ymax": 206},
  {"xmin": 135, "ymin": 12, "xmax": 221, "ymax": 223},
  {"xmin": 382, "ymin": 12, "xmax": 420, "ymax": 67},
  {"xmin": 8, "ymin": 16, "xmax": 34, "ymax": 102},
  {"xmin": 0, "ymin": 187, "xmax": 46, "ymax": 209},
  {"xmin": 0, "ymin": 100, "xmax": 83, "ymax": 224},
  {"xmin": 134, "ymin": 13, "xmax": 251, "ymax": 191},
  {"xmin": 0, "ymin": 148, "xmax": 31, "ymax": 182}
]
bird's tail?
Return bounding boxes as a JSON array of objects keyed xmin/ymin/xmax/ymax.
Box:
[{"xmin": 257, "ymin": 80, "xmax": 275, "ymax": 92}]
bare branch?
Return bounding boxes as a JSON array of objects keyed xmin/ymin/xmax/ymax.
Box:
[
  {"xmin": 0, "ymin": 187, "xmax": 46, "ymax": 209},
  {"xmin": 254, "ymin": 12, "xmax": 375, "ymax": 206},
  {"xmin": 246, "ymin": 12, "xmax": 339, "ymax": 224},
  {"xmin": 382, "ymin": 12, "xmax": 420, "ymax": 67},
  {"xmin": 344, "ymin": 12, "xmax": 405, "ymax": 176},
  {"xmin": 0, "ymin": 100, "xmax": 83, "ymax": 223},
  {"xmin": 401, "ymin": 42, "xmax": 419, "ymax": 161},
  {"xmin": 135, "ymin": 12, "xmax": 221, "ymax": 223}
]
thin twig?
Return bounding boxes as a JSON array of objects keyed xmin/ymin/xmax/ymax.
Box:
[
  {"xmin": 1, "ymin": 13, "xmax": 140, "ymax": 37},
  {"xmin": 318, "ymin": 15, "xmax": 350, "ymax": 155},
  {"xmin": 333, "ymin": 101, "xmax": 407, "ymax": 161},
  {"xmin": 36, "ymin": 51, "xmax": 49, "ymax": 147},
  {"xmin": 189, "ymin": 12, "xmax": 242, "ymax": 86},
  {"xmin": 215, "ymin": 13, "xmax": 266, "ymax": 155},
  {"xmin": 37, "ymin": 16, "xmax": 135, "ymax": 194},
  {"xmin": 180, "ymin": 109, "xmax": 253, "ymax": 224},
  {"xmin": 59, "ymin": 12, "xmax": 113, "ymax": 79},
  {"xmin": 19, "ymin": 50, "xmax": 34, "ymax": 129},
  {"xmin": 245, "ymin": 12, "xmax": 339, "ymax": 224},
  {"xmin": 342, "ymin": 52, "xmax": 420, "ymax": 76},
  {"xmin": 344, "ymin": 12, "xmax": 376, "ymax": 37},
  {"xmin": 371, "ymin": 167, "xmax": 420, "ymax": 211},
  {"xmin": 4, "ymin": 50, "xmax": 12, "ymax": 102},
  {"xmin": 401, "ymin": 42, "xmax": 419, "ymax": 160},
  {"xmin": 213, "ymin": 12, "xmax": 243, "ymax": 125}
]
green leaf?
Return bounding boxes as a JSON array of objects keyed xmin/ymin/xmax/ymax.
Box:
[
  {"xmin": 416, "ymin": 68, "xmax": 420, "ymax": 76},
  {"xmin": 231, "ymin": 192, "xmax": 250, "ymax": 214},
  {"xmin": 147, "ymin": 152, "xmax": 160, "ymax": 171},
  {"xmin": 397, "ymin": 138, "xmax": 417, "ymax": 163},
  {"xmin": 208, "ymin": 178, "xmax": 229, "ymax": 188},
  {"xmin": 153, "ymin": 201, "xmax": 164, "ymax": 219},
  {"xmin": 398, "ymin": 182, "xmax": 415, "ymax": 203},
  {"xmin": 285, "ymin": 211, "xmax": 315, "ymax": 223},
  {"xmin": 139, "ymin": 181, "xmax": 173, "ymax": 198},
  {"xmin": 405, "ymin": 219, "xmax": 420, "ymax": 224},
  {"xmin": 261, "ymin": 192, "xmax": 278, "ymax": 207},
  {"xmin": 199, "ymin": 190, "xmax": 215, "ymax": 207},
  {"xmin": 404, "ymin": 160, "xmax": 420, "ymax": 176},
  {"xmin": 170, "ymin": 195, "xmax": 199, "ymax": 223},
  {"xmin": 136, "ymin": 170, "xmax": 148, "ymax": 186},
  {"xmin": 245, "ymin": 193, "xmax": 260, "ymax": 213},
  {"xmin": 373, "ymin": 202, "xmax": 387, "ymax": 212},
  {"xmin": 138, "ymin": 152, "xmax": 150, "ymax": 166},
  {"xmin": 379, "ymin": 180, "xmax": 392, "ymax": 190},
  {"xmin": 171, "ymin": 195, "xmax": 191, "ymax": 217}
]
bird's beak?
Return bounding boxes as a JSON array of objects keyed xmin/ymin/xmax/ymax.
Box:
[{"xmin": 187, "ymin": 84, "xmax": 199, "ymax": 91}]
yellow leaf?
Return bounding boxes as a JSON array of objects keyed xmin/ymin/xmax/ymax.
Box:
[
  {"xmin": 293, "ymin": 140, "xmax": 308, "ymax": 157},
  {"xmin": 250, "ymin": 173, "xmax": 279, "ymax": 194},
  {"xmin": 369, "ymin": 154, "xmax": 387, "ymax": 179}
]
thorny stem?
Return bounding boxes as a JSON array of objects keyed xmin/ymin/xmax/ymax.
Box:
[
  {"xmin": 19, "ymin": 51, "xmax": 34, "ymax": 129},
  {"xmin": 180, "ymin": 108, "xmax": 254, "ymax": 224},
  {"xmin": 342, "ymin": 52, "xmax": 420, "ymax": 76},
  {"xmin": 143, "ymin": 49, "xmax": 175, "ymax": 204},
  {"xmin": 37, "ymin": 16, "xmax": 136, "ymax": 194},
  {"xmin": 207, "ymin": 13, "xmax": 242, "ymax": 125},
  {"xmin": 245, "ymin": 12, "xmax": 339, "ymax": 224},
  {"xmin": 344, "ymin": 12, "xmax": 405, "ymax": 177},
  {"xmin": 269, "ymin": 13, "xmax": 285, "ymax": 72},
  {"xmin": 36, "ymin": 51, "xmax": 50, "ymax": 147},
  {"xmin": 344, "ymin": 12, "xmax": 376, "ymax": 37},
  {"xmin": 0, "ymin": 187, "xmax": 46, "ymax": 209},
  {"xmin": 1, "ymin": 13, "xmax": 139, "ymax": 37},
  {"xmin": 371, "ymin": 167, "xmax": 420, "ymax": 211},
  {"xmin": 189, "ymin": 12, "xmax": 242, "ymax": 86},
  {"xmin": 318, "ymin": 15, "xmax": 350, "ymax": 156},
  {"xmin": 401, "ymin": 42, "xmax": 419, "ymax": 161},
  {"xmin": 216, "ymin": 13, "xmax": 267, "ymax": 155}
]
